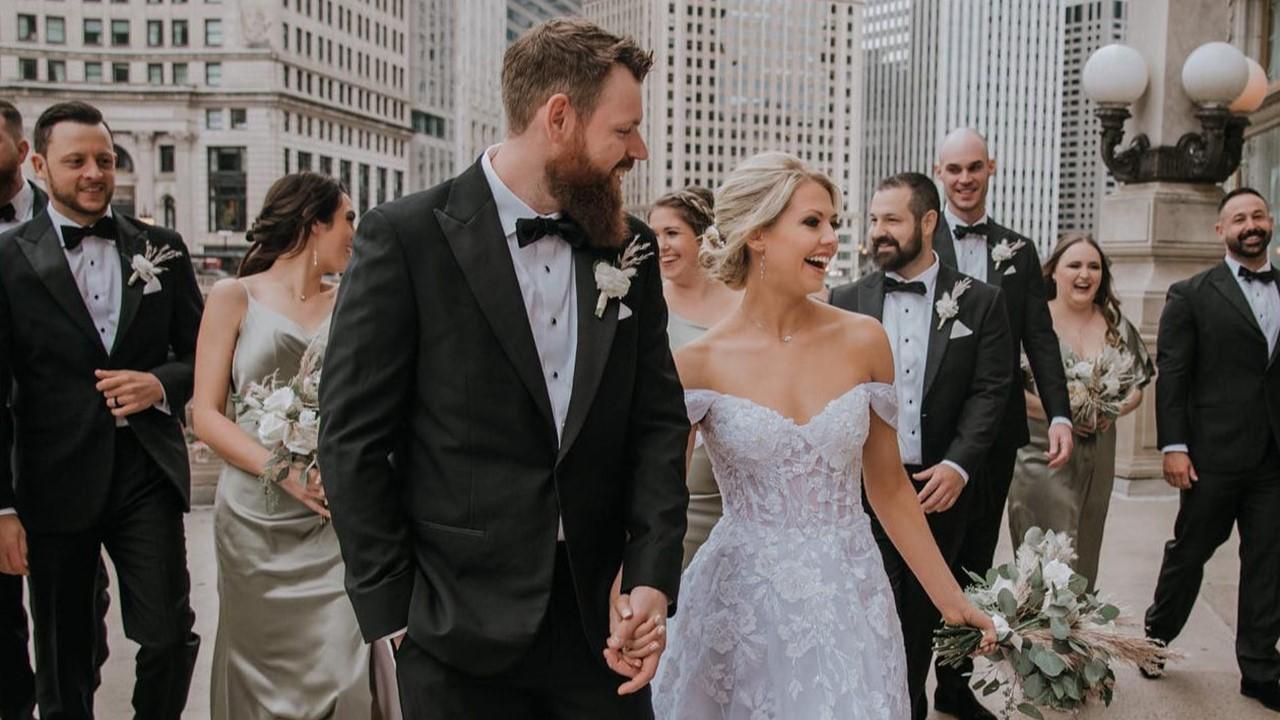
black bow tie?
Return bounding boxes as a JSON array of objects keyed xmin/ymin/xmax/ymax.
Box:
[
  {"xmin": 953, "ymin": 222, "xmax": 989, "ymax": 239},
  {"xmin": 1239, "ymin": 265, "xmax": 1276, "ymax": 284},
  {"xmin": 884, "ymin": 276, "xmax": 928, "ymax": 296},
  {"xmin": 0, "ymin": 204, "xmax": 15, "ymax": 223},
  {"xmin": 515, "ymin": 215, "xmax": 585, "ymax": 249},
  {"xmin": 61, "ymin": 216, "xmax": 118, "ymax": 250}
]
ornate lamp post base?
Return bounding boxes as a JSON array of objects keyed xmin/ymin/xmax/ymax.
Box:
[{"xmin": 1097, "ymin": 105, "xmax": 1250, "ymax": 184}]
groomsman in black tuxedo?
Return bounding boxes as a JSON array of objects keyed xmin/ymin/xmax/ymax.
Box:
[
  {"xmin": 930, "ymin": 128, "xmax": 1073, "ymax": 719},
  {"xmin": 831, "ymin": 172, "xmax": 1012, "ymax": 720},
  {"xmin": 320, "ymin": 19, "xmax": 689, "ymax": 720},
  {"xmin": 1144, "ymin": 187, "xmax": 1280, "ymax": 712},
  {"xmin": 0, "ymin": 102, "xmax": 203, "ymax": 720}
]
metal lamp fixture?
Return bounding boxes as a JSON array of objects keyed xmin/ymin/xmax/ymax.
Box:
[{"xmin": 1083, "ymin": 41, "xmax": 1259, "ymax": 184}]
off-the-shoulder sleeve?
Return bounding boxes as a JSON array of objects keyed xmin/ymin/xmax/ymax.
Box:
[
  {"xmin": 684, "ymin": 389, "xmax": 717, "ymax": 425},
  {"xmin": 863, "ymin": 382, "xmax": 898, "ymax": 430}
]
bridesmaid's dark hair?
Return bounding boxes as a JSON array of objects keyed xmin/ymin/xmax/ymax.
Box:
[
  {"xmin": 1043, "ymin": 232, "xmax": 1124, "ymax": 345},
  {"xmin": 238, "ymin": 172, "xmax": 347, "ymax": 277},
  {"xmin": 650, "ymin": 186, "xmax": 716, "ymax": 238}
]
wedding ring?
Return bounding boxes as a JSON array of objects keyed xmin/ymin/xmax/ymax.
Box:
[{"xmin": 109, "ymin": 396, "xmax": 117, "ymax": 408}]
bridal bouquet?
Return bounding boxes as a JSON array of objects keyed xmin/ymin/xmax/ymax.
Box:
[
  {"xmin": 232, "ymin": 334, "xmax": 327, "ymax": 510},
  {"xmin": 934, "ymin": 528, "xmax": 1177, "ymax": 719}
]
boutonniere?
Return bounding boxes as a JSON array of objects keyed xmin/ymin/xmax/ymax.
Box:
[
  {"xmin": 128, "ymin": 241, "xmax": 183, "ymax": 293},
  {"xmin": 936, "ymin": 277, "xmax": 973, "ymax": 330},
  {"xmin": 593, "ymin": 234, "xmax": 653, "ymax": 318},
  {"xmin": 991, "ymin": 238, "xmax": 1026, "ymax": 271}
]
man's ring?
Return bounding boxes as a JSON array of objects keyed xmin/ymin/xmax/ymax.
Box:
[{"xmin": 109, "ymin": 397, "xmax": 117, "ymax": 408}]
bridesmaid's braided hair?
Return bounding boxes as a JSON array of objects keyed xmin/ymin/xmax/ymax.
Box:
[
  {"xmin": 239, "ymin": 172, "xmax": 347, "ymax": 278},
  {"xmin": 651, "ymin": 186, "xmax": 716, "ymax": 240}
]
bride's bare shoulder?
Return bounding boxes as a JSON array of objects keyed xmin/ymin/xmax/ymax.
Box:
[
  {"xmin": 673, "ymin": 334, "xmax": 718, "ymax": 391},
  {"xmin": 817, "ymin": 302, "xmax": 895, "ymax": 381}
]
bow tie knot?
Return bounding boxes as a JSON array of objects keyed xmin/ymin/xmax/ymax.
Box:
[
  {"xmin": 515, "ymin": 215, "xmax": 585, "ymax": 249},
  {"xmin": 952, "ymin": 222, "xmax": 989, "ymax": 239},
  {"xmin": 61, "ymin": 216, "xmax": 118, "ymax": 250},
  {"xmin": 1238, "ymin": 265, "xmax": 1276, "ymax": 284},
  {"xmin": 884, "ymin": 276, "xmax": 928, "ymax": 296},
  {"xmin": 0, "ymin": 203, "xmax": 15, "ymax": 223}
]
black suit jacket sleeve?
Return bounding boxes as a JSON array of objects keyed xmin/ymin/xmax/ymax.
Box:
[
  {"xmin": 149, "ymin": 233, "xmax": 203, "ymax": 411},
  {"xmin": 318, "ymin": 208, "xmax": 416, "ymax": 641},
  {"xmin": 1019, "ymin": 247, "xmax": 1070, "ymax": 421},
  {"xmin": 944, "ymin": 288, "xmax": 1014, "ymax": 475},
  {"xmin": 0, "ymin": 257, "xmax": 13, "ymax": 509},
  {"xmin": 619, "ymin": 232, "xmax": 691, "ymax": 608},
  {"xmin": 1155, "ymin": 281, "xmax": 1194, "ymax": 450}
]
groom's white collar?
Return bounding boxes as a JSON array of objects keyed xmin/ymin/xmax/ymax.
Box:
[{"xmin": 480, "ymin": 145, "xmax": 561, "ymax": 239}]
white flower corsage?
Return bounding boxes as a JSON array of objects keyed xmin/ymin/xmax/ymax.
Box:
[
  {"xmin": 990, "ymin": 238, "xmax": 1025, "ymax": 271},
  {"xmin": 935, "ymin": 277, "xmax": 973, "ymax": 330},
  {"xmin": 128, "ymin": 241, "xmax": 183, "ymax": 293},
  {"xmin": 593, "ymin": 234, "xmax": 653, "ymax": 318}
]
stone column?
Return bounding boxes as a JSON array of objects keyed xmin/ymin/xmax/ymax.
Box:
[{"xmin": 1100, "ymin": 0, "xmax": 1237, "ymax": 495}]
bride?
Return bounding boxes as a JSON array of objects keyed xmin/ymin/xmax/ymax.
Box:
[{"xmin": 645, "ymin": 153, "xmax": 995, "ymax": 718}]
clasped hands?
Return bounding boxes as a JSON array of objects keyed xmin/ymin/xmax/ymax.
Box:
[
  {"xmin": 94, "ymin": 369, "xmax": 164, "ymax": 418},
  {"xmin": 604, "ymin": 571, "xmax": 669, "ymax": 695}
]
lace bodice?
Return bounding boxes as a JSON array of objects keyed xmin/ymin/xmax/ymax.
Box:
[{"xmin": 685, "ymin": 382, "xmax": 897, "ymax": 531}]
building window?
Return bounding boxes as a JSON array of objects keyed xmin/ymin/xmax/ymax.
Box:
[
  {"xmin": 111, "ymin": 19, "xmax": 129, "ymax": 45},
  {"xmin": 147, "ymin": 20, "xmax": 162, "ymax": 46},
  {"xmin": 47, "ymin": 16, "xmax": 66, "ymax": 44},
  {"xmin": 85, "ymin": 61, "xmax": 103, "ymax": 83},
  {"xmin": 377, "ymin": 167, "xmax": 387, "ymax": 205},
  {"xmin": 208, "ymin": 147, "xmax": 247, "ymax": 232},
  {"xmin": 230, "ymin": 108, "xmax": 247, "ymax": 129},
  {"xmin": 204, "ymin": 19, "xmax": 222, "ymax": 46},
  {"xmin": 297, "ymin": 151, "xmax": 312, "ymax": 171},
  {"xmin": 84, "ymin": 18, "xmax": 103, "ymax": 45},
  {"xmin": 319, "ymin": 155, "xmax": 332, "ymax": 175},
  {"xmin": 48, "ymin": 60, "xmax": 67, "ymax": 82},
  {"xmin": 19, "ymin": 59, "xmax": 37, "ymax": 80},
  {"xmin": 394, "ymin": 170, "xmax": 403, "ymax": 199},
  {"xmin": 162, "ymin": 195, "xmax": 176, "ymax": 228},
  {"xmin": 159, "ymin": 144, "xmax": 175, "ymax": 173},
  {"xmin": 205, "ymin": 62, "xmax": 222, "ymax": 85},
  {"xmin": 147, "ymin": 63, "xmax": 163, "ymax": 84},
  {"xmin": 172, "ymin": 63, "xmax": 188, "ymax": 84},
  {"xmin": 283, "ymin": 148, "xmax": 290, "ymax": 173},
  {"xmin": 205, "ymin": 109, "xmax": 224, "ymax": 130},
  {"xmin": 172, "ymin": 19, "xmax": 188, "ymax": 46},
  {"xmin": 18, "ymin": 15, "xmax": 37, "ymax": 41},
  {"xmin": 112, "ymin": 62, "xmax": 129, "ymax": 83},
  {"xmin": 358, "ymin": 163, "xmax": 370, "ymax": 213},
  {"xmin": 340, "ymin": 159, "xmax": 351, "ymax": 190}
]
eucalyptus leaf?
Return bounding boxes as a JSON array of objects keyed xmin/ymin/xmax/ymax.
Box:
[
  {"xmin": 1033, "ymin": 649, "xmax": 1067, "ymax": 677},
  {"xmin": 1018, "ymin": 702, "xmax": 1045, "ymax": 720},
  {"xmin": 1068, "ymin": 574, "xmax": 1088, "ymax": 595},
  {"xmin": 1024, "ymin": 673, "xmax": 1046, "ymax": 698},
  {"xmin": 998, "ymin": 588, "xmax": 1018, "ymax": 618},
  {"xmin": 1096, "ymin": 604, "xmax": 1120, "ymax": 623},
  {"xmin": 1084, "ymin": 659, "xmax": 1107, "ymax": 684},
  {"xmin": 1051, "ymin": 616, "xmax": 1070, "ymax": 640}
]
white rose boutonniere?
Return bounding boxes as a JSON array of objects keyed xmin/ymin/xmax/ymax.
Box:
[
  {"xmin": 935, "ymin": 277, "xmax": 973, "ymax": 330},
  {"xmin": 593, "ymin": 234, "xmax": 653, "ymax": 318},
  {"xmin": 128, "ymin": 241, "xmax": 183, "ymax": 293},
  {"xmin": 990, "ymin": 238, "xmax": 1026, "ymax": 271}
]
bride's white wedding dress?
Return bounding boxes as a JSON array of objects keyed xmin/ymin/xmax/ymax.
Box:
[{"xmin": 652, "ymin": 382, "xmax": 910, "ymax": 719}]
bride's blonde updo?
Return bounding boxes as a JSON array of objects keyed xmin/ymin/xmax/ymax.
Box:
[{"xmin": 700, "ymin": 152, "xmax": 841, "ymax": 289}]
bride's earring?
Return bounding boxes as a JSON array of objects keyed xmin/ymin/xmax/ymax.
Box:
[
  {"xmin": 312, "ymin": 248, "xmax": 319, "ymax": 268},
  {"xmin": 759, "ymin": 248, "xmax": 766, "ymax": 282}
]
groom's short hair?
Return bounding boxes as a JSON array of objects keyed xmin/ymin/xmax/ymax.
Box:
[
  {"xmin": 33, "ymin": 101, "xmax": 112, "ymax": 156},
  {"xmin": 502, "ymin": 18, "xmax": 653, "ymax": 134},
  {"xmin": 876, "ymin": 172, "xmax": 940, "ymax": 223}
]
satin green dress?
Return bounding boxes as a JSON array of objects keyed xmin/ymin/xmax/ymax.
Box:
[
  {"xmin": 1007, "ymin": 317, "xmax": 1153, "ymax": 590},
  {"xmin": 210, "ymin": 291, "xmax": 375, "ymax": 719},
  {"xmin": 669, "ymin": 312, "xmax": 723, "ymax": 569}
]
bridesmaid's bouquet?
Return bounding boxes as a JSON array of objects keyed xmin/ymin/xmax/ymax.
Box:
[
  {"xmin": 933, "ymin": 528, "xmax": 1177, "ymax": 719},
  {"xmin": 1025, "ymin": 345, "xmax": 1137, "ymax": 437},
  {"xmin": 232, "ymin": 334, "xmax": 327, "ymax": 510}
]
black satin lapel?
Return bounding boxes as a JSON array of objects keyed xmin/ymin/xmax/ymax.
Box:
[
  {"xmin": 435, "ymin": 205, "xmax": 556, "ymax": 432},
  {"xmin": 16, "ymin": 214, "xmax": 104, "ymax": 354},
  {"xmin": 934, "ymin": 217, "xmax": 958, "ymax": 270},
  {"xmin": 923, "ymin": 267, "xmax": 954, "ymax": 396},
  {"xmin": 558, "ymin": 248, "xmax": 619, "ymax": 462},
  {"xmin": 112, "ymin": 219, "xmax": 145, "ymax": 357},
  {"xmin": 1210, "ymin": 263, "xmax": 1265, "ymax": 340},
  {"xmin": 858, "ymin": 273, "xmax": 885, "ymax": 321}
]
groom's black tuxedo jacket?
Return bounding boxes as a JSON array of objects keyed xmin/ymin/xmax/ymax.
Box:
[
  {"xmin": 934, "ymin": 217, "xmax": 1070, "ymax": 449},
  {"xmin": 1156, "ymin": 261, "xmax": 1280, "ymax": 474},
  {"xmin": 0, "ymin": 210, "xmax": 203, "ymax": 531},
  {"xmin": 318, "ymin": 159, "xmax": 690, "ymax": 675},
  {"xmin": 830, "ymin": 264, "xmax": 1013, "ymax": 476}
]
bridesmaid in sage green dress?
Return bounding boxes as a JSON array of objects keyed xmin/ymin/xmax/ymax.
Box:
[
  {"xmin": 1007, "ymin": 234, "xmax": 1153, "ymax": 590},
  {"xmin": 649, "ymin": 187, "xmax": 741, "ymax": 568},
  {"xmin": 191, "ymin": 173, "xmax": 397, "ymax": 719}
]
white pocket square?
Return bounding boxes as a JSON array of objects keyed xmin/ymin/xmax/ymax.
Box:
[
  {"xmin": 143, "ymin": 278, "xmax": 163, "ymax": 295},
  {"xmin": 949, "ymin": 320, "xmax": 973, "ymax": 339},
  {"xmin": 618, "ymin": 302, "xmax": 633, "ymax": 321},
  {"xmin": 1003, "ymin": 265, "xmax": 1017, "ymax": 276}
]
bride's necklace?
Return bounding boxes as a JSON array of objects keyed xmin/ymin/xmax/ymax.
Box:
[{"xmin": 748, "ymin": 316, "xmax": 798, "ymax": 344}]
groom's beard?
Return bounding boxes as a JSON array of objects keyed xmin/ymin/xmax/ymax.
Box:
[{"xmin": 546, "ymin": 141, "xmax": 633, "ymax": 250}]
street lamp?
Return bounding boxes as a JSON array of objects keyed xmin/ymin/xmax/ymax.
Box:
[{"xmin": 1083, "ymin": 41, "xmax": 1259, "ymax": 184}]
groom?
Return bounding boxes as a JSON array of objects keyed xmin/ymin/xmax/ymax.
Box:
[{"xmin": 319, "ymin": 18, "xmax": 690, "ymax": 720}]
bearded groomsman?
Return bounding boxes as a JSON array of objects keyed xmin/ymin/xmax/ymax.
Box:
[
  {"xmin": 1144, "ymin": 187, "xmax": 1280, "ymax": 712},
  {"xmin": 0, "ymin": 102, "xmax": 203, "ymax": 720},
  {"xmin": 929, "ymin": 128, "xmax": 1073, "ymax": 719},
  {"xmin": 831, "ymin": 172, "xmax": 1012, "ymax": 720}
]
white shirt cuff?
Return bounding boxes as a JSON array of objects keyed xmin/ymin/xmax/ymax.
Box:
[
  {"xmin": 940, "ymin": 460, "xmax": 970, "ymax": 485},
  {"xmin": 0, "ymin": 508, "xmax": 15, "ymax": 517},
  {"xmin": 1049, "ymin": 416, "xmax": 1072, "ymax": 429},
  {"xmin": 1161, "ymin": 444, "xmax": 1189, "ymax": 454},
  {"xmin": 379, "ymin": 627, "xmax": 407, "ymax": 644},
  {"xmin": 154, "ymin": 387, "xmax": 170, "ymax": 415}
]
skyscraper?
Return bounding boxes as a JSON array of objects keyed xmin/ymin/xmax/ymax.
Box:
[
  {"xmin": 507, "ymin": 0, "xmax": 584, "ymax": 43},
  {"xmin": 585, "ymin": 0, "xmax": 865, "ymax": 280}
]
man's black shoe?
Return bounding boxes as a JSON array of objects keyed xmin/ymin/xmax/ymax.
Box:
[
  {"xmin": 1241, "ymin": 679, "xmax": 1280, "ymax": 712},
  {"xmin": 934, "ymin": 686, "xmax": 997, "ymax": 720}
]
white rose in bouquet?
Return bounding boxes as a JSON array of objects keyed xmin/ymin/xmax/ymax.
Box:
[
  {"xmin": 1070, "ymin": 360, "xmax": 1093, "ymax": 380},
  {"xmin": 286, "ymin": 409, "xmax": 320, "ymax": 456},
  {"xmin": 263, "ymin": 386, "xmax": 299, "ymax": 416},
  {"xmin": 1041, "ymin": 559, "xmax": 1075, "ymax": 591},
  {"xmin": 257, "ymin": 412, "xmax": 290, "ymax": 447}
]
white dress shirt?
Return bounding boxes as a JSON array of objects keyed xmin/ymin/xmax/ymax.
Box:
[
  {"xmin": 0, "ymin": 180, "xmax": 36, "ymax": 234},
  {"xmin": 1163, "ymin": 255, "xmax": 1280, "ymax": 454},
  {"xmin": 882, "ymin": 253, "xmax": 969, "ymax": 483},
  {"xmin": 944, "ymin": 206, "xmax": 989, "ymax": 283}
]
